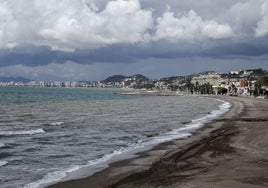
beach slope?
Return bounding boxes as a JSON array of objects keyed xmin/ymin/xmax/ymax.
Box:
[{"xmin": 48, "ymin": 96, "xmax": 268, "ymax": 188}]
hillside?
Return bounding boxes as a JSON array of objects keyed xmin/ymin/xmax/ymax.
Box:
[{"xmin": 102, "ymin": 74, "xmax": 149, "ymax": 83}]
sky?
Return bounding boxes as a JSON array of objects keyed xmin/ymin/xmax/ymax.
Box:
[{"xmin": 0, "ymin": 0, "xmax": 268, "ymax": 81}]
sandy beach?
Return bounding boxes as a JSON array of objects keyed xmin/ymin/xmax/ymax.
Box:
[{"xmin": 47, "ymin": 96, "xmax": 268, "ymax": 188}]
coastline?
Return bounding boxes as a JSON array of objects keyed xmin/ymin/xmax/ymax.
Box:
[{"xmin": 47, "ymin": 96, "xmax": 268, "ymax": 188}]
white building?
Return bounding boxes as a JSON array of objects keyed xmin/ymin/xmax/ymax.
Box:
[
  {"xmin": 53, "ymin": 81, "xmax": 63, "ymax": 87},
  {"xmin": 230, "ymin": 70, "xmax": 239, "ymax": 75},
  {"xmin": 191, "ymin": 73, "xmax": 221, "ymax": 86}
]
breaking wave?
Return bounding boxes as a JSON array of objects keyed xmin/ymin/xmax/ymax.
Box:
[
  {"xmin": 0, "ymin": 161, "xmax": 8, "ymax": 167},
  {"xmin": 48, "ymin": 122, "xmax": 64, "ymax": 126},
  {"xmin": 0, "ymin": 128, "xmax": 45, "ymax": 136}
]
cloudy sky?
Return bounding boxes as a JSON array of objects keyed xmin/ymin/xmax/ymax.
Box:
[{"xmin": 0, "ymin": 0, "xmax": 268, "ymax": 81}]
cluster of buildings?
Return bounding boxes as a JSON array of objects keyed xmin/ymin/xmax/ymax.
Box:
[
  {"xmin": 190, "ymin": 71, "xmax": 254, "ymax": 95},
  {"xmin": 0, "ymin": 80, "xmax": 99, "ymax": 88},
  {"xmin": 0, "ymin": 69, "xmax": 266, "ymax": 96},
  {"xmin": 139, "ymin": 69, "xmax": 266, "ymax": 96}
]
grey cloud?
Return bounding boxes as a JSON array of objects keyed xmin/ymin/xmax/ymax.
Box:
[
  {"xmin": 2, "ymin": 56, "xmax": 267, "ymax": 81},
  {"xmin": 141, "ymin": 0, "xmax": 249, "ymax": 18},
  {"xmin": 0, "ymin": 0, "xmax": 154, "ymax": 51},
  {"xmin": 256, "ymin": 1, "xmax": 268, "ymax": 37},
  {"xmin": 0, "ymin": 0, "xmax": 254, "ymax": 52},
  {"xmin": 1, "ymin": 37, "xmax": 267, "ymax": 68}
]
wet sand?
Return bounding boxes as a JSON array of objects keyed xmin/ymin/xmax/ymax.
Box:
[{"xmin": 47, "ymin": 96, "xmax": 268, "ymax": 188}]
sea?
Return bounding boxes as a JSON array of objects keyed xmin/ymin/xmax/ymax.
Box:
[{"xmin": 0, "ymin": 87, "xmax": 230, "ymax": 188}]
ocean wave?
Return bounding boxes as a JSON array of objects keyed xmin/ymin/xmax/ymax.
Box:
[
  {"xmin": 23, "ymin": 165, "xmax": 81, "ymax": 188},
  {"xmin": 0, "ymin": 143, "xmax": 5, "ymax": 148},
  {"xmin": 0, "ymin": 152, "xmax": 13, "ymax": 158},
  {"xmin": 48, "ymin": 122, "xmax": 64, "ymax": 126},
  {"xmin": 24, "ymin": 130, "xmax": 193, "ymax": 188},
  {"xmin": 24, "ymin": 146, "xmax": 137, "ymax": 188},
  {"xmin": 180, "ymin": 99, "xmax": 231, "ymax": 132},
  {"xmin": 0, "ymin": 128, "xmax": 45, "ymax": 136},
  {"xmin": 0, "ymin": 160, "xmax": 8, "ymax": 167}
]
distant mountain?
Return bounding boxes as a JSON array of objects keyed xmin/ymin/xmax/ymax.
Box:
[
  {"xmin": 102, "ymin": 75, "xmax": 127, "ymax": 83},
  {"xmin": 132, "ymin": 74, "xmax": 150, "ymax": 81},
  {"xmin": 0, "ymin": 76, "xmax": 30, "ymax": 83},
  {"xmin": 102, "ymin": 74, "xmax": 149, "ymax": 83}
]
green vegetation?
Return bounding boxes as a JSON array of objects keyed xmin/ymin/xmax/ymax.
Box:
[
  {"xmin": 102, "ymin": 75, "xmax": 127, "ymax": 83},
  {"xmin": 197, "ymin": 83, "xmax": 213, "ymax": 95},
  {"xmin": 255, "ymin": 75, "xmax": 268, "ymax": 88},
  {"xmin": 254, "ymin": 74, "xmax": 268, "ymax": 96},
  {"xmin": 217, "ymin": 87, "xmax": 228, "ymax": 95}
]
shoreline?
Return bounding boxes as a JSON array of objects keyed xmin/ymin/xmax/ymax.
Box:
[{"xmin": 47, "ymin": 96, "xmax": 268, "ymax": 188}]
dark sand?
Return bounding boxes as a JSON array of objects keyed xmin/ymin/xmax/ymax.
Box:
[{"xmin": 47, "ymin": 96, "xmax": 268, "ymax": 188}]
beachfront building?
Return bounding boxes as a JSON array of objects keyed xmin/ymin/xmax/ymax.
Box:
[
  {"xmin": 29, "ymin": 81, "xmax": 37, "ymax": 87},
  {"xmin": 53, "ymin": 81, "xmax": 63, "ymax": 87},
  {"xmin": 190, "ymin": 73, "xmax": 221, "ymax": 95},
  {"xmin": 29, "ymin": 81, "xmax": 46, "ymax": 87},
  {"xmin": 70, "ymin": 82, "xmax": 78, "ymax": 87},
  {"xmin": 64, "ymin": 81, "xmax": 71, "ymax": 87},
  {"xmin": 217, "ymin": 78, "xmax": 253, "ymax": 96},
  {"xmin": 237, "ymin": 79, "xmax": 249, "ymax": 95},
  {"xmin": 191, "ymin": 72, "xmax": 221, "ymax": 87}
]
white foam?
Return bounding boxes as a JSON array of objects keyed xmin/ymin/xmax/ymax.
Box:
[
  {"xmin": 24, "ymin": 134, "xmax": 206, "ymax": 188},
  {"xmin": 0, "ymin": 160, "xmax": 8, "ymax": 167},
  {"xmin": 24, "ymin": 165, "xmax": 81, "ymax": 188},
  {"xmin": 0, "ymin": 128, "xmax": 45, "ymax": 136},
  {"xmin": 180, "ymin": 99, "xmax": 231, "ymax": 133},
  {"xmin": 146, "ymin": 99, "xmax": 231, "ymax": 141},
  {"xmin": 0, "ymin": 143, "xmax": 5, "ymax": 148},
  {"xmin": 48, "ymin": 122, "xmax": 64, "ymax": 126}
]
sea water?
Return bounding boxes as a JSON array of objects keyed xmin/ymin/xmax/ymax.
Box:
[{"xmin": 0, "ymin": 87, "xmax": 230, "ymax": 188}]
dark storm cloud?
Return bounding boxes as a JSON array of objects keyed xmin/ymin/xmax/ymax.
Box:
[
  {"xmin": 207, "ymin": 42, "xmax": 268, "ymax": 58},
  {"xmin": 0, "ymin": 47, "xmax": 58, "ymax": 67},
  {"xmin": 1, "ymin": 37, "xmax": 268, "ymax": 68}
]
